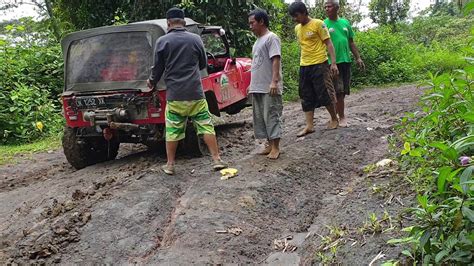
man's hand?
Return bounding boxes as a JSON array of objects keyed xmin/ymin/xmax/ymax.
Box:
[
  {"xmin": 147, "ymin": 79, "xmax": 154, "ymax": 90},
  {"xmin": 269, "ymin": 81, "xmax": 279, "ymax": 96},
  {"xmin": 356, "ymin": 58, "xmax": 365, "ymax": 71},
  {"xmin": 330, "ymin": 63, "xmax": 339, "ymax": 77}
]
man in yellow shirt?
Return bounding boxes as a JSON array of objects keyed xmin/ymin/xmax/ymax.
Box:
[{"xmin": 288, "ymin": 1, "xmax": 339, "ymax": 137}]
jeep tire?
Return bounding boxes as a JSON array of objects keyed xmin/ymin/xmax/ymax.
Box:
[
  {"xmin": 179, "ymin": 124, "xmax": 209, "ymax": 157},
  {"xmin": 62, "ymin": 127, "xmax": 120, "ymax": 169}
]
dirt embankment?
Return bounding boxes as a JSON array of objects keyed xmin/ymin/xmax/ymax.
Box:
[{"xmin": 0, "ymin": 85, "xmax": 423, "ymax": 264}]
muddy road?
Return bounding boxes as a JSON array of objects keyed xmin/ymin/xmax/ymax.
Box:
[{"xmin": 0, "ymin": 86, "xmax": 423, "ymax": 264}]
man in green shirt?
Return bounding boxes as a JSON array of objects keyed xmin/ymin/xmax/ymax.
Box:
[{"xmin": 324, "ymin": 0, "xmax": 365, "ymax": 127}]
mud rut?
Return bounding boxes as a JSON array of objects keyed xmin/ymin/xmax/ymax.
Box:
[{"xmin": 0, "ymin": 86, "xmax": 423, "ymax": 264}]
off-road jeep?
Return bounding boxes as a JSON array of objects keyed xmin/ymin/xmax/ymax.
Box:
[{"xmin": 61, "ymin": 18, "xmax": 251, "ymax": 169}]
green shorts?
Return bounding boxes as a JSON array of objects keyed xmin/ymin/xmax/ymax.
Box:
[{"xmin": 165, "ymin": 99, "xmax": 215, "ymax": 141}]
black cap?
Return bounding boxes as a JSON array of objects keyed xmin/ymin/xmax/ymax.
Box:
[{"xmin": 166, "ymin": 7, "xmax": 185, "ymax": 19}]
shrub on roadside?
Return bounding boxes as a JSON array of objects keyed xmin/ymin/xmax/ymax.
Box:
[
  {"xmin": 389, "ymin": 6, "xmax": 474, "ymax": 262},
  {"xmin": 0, "ymin": 19, "xmax": 64, "ymax": 144},
  {"xmin": 352, "ymin": 26, "xmax": 417, "ymax": 86},
  {"xmin": 391, "ymin": 66, "xmax": 473, "ymax": 264},
  {"xmin": 281, "ymin": 41, "xmax": 300, "ymax": 101},
  {"xmin": 0, "ymin": 83, "xmax": 63, "ymax": 144}
]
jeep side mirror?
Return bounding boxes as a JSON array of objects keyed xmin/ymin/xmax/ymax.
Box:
[{"xmin": 231, "ymin": 58, "xmax": 236, "ymax": 65}]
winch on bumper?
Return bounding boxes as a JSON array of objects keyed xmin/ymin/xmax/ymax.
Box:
[{"xmin": 82, "ymin": 108, "xmax": 140, "ymax": 131}]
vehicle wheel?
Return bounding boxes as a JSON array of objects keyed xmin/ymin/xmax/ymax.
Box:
[
  {"xmin": 179, "ymin": 124, "xmax": 208, "ymax": 157},
  {"xmin": 144, "ymin": 139, "xmax": 166, "ymax": 154},
  {"xmin": 224, "ymin": 98, "xmax": 249, "ymax": 115},
  {"xmin": 91, "ymin": 137, "xmax": 120, "ymax": 164},
  {"xmin": 143, "ymin": 125, "xmax": 166, "ymax": 154},
  {"xmin": 62, "ymin": 127, "xmax": 119, "ymax": 169}
]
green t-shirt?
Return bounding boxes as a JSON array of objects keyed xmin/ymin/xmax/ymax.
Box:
[{"xmin": 324, "ymin": 18, "xmax": 354, "ymax": 64}]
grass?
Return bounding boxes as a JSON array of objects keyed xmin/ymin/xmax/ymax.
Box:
[{"xmin": 0, "ymin": 135, "xmax": 62, "ymax": 165}]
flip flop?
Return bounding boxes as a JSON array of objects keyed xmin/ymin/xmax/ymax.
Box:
[
  {"xmin": 213, "ymin": 159, "xmax": 228, "ymax": 171},
  {"xmin": 161, "ymin": 164, "xmax": 175, "ymax": 175}
]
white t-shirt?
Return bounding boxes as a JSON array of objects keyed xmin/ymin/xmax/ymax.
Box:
[{"xmin": 249, "ymin": 31, "xmax": 283, "ymax": 95}]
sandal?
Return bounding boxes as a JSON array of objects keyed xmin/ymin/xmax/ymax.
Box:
[
  {"xmin": 161, "ymin": 164, "xmax": 175, "ymax": 175},
  {"xmin": 213, "ymin": 159, "xmax": 228, "ymax": 171}
]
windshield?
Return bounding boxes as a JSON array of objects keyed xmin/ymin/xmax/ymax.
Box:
[
  {"xmin": 66, "ymin": 31, "xmax": 152, "ymax": 88},
  {"xmin": 201, "ymin": 32, "xmax": 227, "ymax": 56}
]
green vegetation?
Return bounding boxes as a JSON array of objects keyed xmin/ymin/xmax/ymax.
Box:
[
  {"xmin": 314, "ymin": 225, "xmax": 346, "ymax": 264},
  {"xmin": 2, "ymin": 0, "xmax": 473, "ymax": 145},
  {"xmin": 387, "ymin": 3, "xmax": 474, "ymax": 264},
  {"xmin": 0, "ymin": 0, "xmax": 472, "ymax": 263},
  {"xmin": 280, "ymin": 3, "xmax": 473, "ymax": 100},
  {"xmin": 0, "ymin": 19, "xmax": 64, "ymax": 145},
  {"xmin": 368, "ymin": 0, "xmax": 410, "ymax": 27}
]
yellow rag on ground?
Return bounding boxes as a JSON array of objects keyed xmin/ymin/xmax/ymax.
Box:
[{"xmin": 220, "ymin": 168, "xmax": 238, "ymax": 180}]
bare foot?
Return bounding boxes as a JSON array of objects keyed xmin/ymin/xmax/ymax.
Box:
[
  {"xmin": 267, "ymin": 149, "xmax": 280, "ymax": 159},
  {"xmin": 257, "ymin": 145, "xmax": 272, "ymax": 155},
  {"xmin": 339, "ymin": 117, "xmax": 348, "ymax": 127},
  {"xmin": 327, "ymin": 120, "xmax": 339, "ymax": 130},
  {"xmin": 297, "ymin": 127, "xmax": 315, "ymax": 137}
]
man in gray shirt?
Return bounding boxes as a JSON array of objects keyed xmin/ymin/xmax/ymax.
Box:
[
  {"xmin": 147, "ymin": 7, "xmax": 227, "ymax": 175},
  {"xmin": 248, "ymin": 9, "xmax": 283, "ymax": 159}
]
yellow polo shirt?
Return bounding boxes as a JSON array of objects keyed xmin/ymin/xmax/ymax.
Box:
[{"xmin": 295, "ymin": 19, "xmax": 330, "ymax": 66}]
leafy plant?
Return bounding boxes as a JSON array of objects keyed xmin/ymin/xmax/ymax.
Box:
[
  {"xmin": 314, "ymin": 225, "xmax": 346, "ymax": 264},
  {"xmin": 281, "ymin": 41, "xmax": 300, "ymax": 101},
  {"xmin": 389, "ymin": 3, "xmax": 474, "ymax": 263},
  {"xmin": 0, "ymin": 19, "xmax": 63, "ymax": 144},
  {"xmin": 368, "ymin": 0, "xmax": 410, "ymax": 28}
]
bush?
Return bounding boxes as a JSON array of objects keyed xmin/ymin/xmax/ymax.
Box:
[
  {"xmin": 352, "ymin": 26, "xmax": 417, "ymax": 86},
  {"xmin": 0, "ymin": 19, "xmax": 64, "ymax": 144},
  {"xmin": 390, "ymin": 7, "xmax": 474, "ymax": 262},
  {"xmin": 391, "ymin": 65, "xmax": 474, "ymax": 264},
  {"xmin": 0, "ymin": 83, "xmax": 63, "ymax": 143},
  {"xmin": 281, "ymin": 41, "xmax": 300, "ymax": 101},
  {"xmin": 402, "ymin": 14, "xmax": 474, "ymax": 51}
]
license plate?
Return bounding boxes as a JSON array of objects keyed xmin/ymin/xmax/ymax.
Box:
[{"xmin": 75, "ymin": 97, "xmax": 106, "ymax": 108}]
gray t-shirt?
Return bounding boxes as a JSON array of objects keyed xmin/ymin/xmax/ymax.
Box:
[
  {"xmin": 149, "ymin": 28, "xmax": 206, "ymax": 101},
  {"xmin": 249, "ymin": 31, "xmax": 283, "ymax": 95}
]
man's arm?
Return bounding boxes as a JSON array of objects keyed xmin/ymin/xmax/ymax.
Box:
[
  {"xmin": 268, "ymin": 35, "xmax": 282, "ymax": 95},
  {"xmin": 270, "ymin": 55, "xmax": 281, "ymax": 96},
  {"xmin": 323, "ymin": 38, "xmax": 339, "ymax": 77},
  {"xmin": 349, "ymin": 38, "xmax": 365, "ymax": 70},
  {"xmin": 147, "ymin": 40, "xmax": 166, "ymax": 89}
]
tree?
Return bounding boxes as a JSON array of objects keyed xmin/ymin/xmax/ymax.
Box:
[
  {"xmin": 309, "ymin": 0, "xmax": 363, "ymax": 29},
  {"xmin": 50, "ymin": 0, "xmax": 284, "ymax": 56},
  {"xmin": 368, "ymin": 0, "xmax": 410, "ymax": 27},
  {"xmin": 0, "ymin": 0, "xmax": 62, "ymax": 41},
  {"xmin": 429, "ymin": 0, "xmax": 472, "ymax": 16}
]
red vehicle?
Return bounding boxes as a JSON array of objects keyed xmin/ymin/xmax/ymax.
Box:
[{"xmin": 60, "ymin": 18, "xmax": 251, "ymax": 169}]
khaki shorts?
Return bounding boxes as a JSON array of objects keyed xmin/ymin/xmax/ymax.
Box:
[
  {"xmin": 251, "ymin": 93, "xmax": 283, "ymax": 140},
  {"xmin": 165, "ymin": 99, "xmax": 215, "ymax": 141}
]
